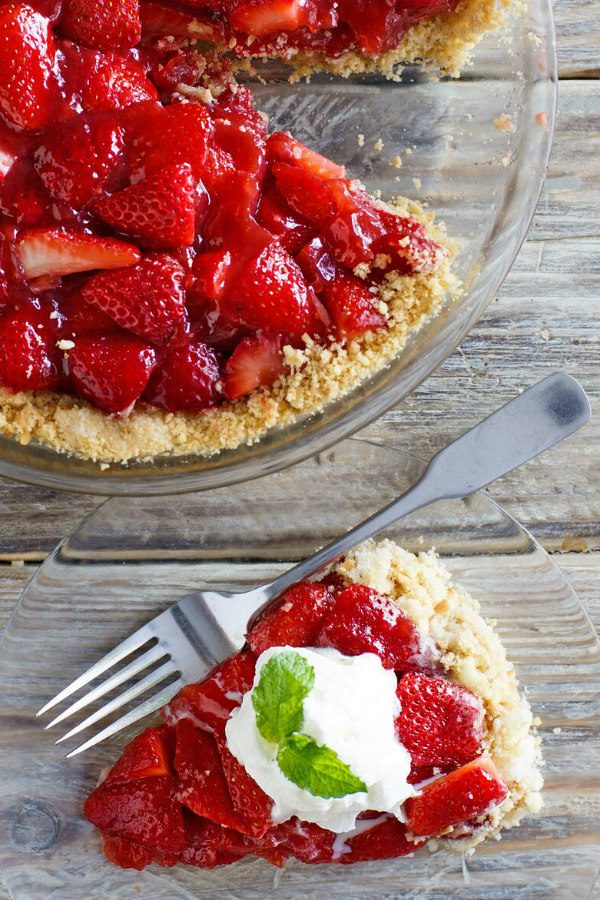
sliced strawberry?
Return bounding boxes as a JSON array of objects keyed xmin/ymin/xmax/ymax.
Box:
[
  {"xmin": 296, "ymin": 236, "xmax": 337, "ymax": 293},
  {"xmin": 174, "ymin": 720, "xmax": 247, "ymax": 831},
  {"xmin": 247, "ymin": 581, "xmax": 337, "ymax": 654},
  {"xmin": 103, "ymin": 726, "xmax": 173, "ymax": 787},
  {"xmin": 162, "ymin": 651, "xmax": 257, "ymax": 736},
  {"xmin": 64, "ymin": 332, "xmax": 156, "ymax": 413},
  {"xmin": 267, "ymin": 132, "xmax": 345, "ymax": 180},
  {"xmin": 190, "ymin": 249, "xmax": 232, "ymax": 303},
  {"xmin": 211, "ymin": 85, "xmax": 268, "ymax": 138},
  {"xmin": 59, "ymin": 0, "xmax": 142, "ymax": 52},
  {"xmin": 277, "ymin": 818, "xmax": 335, "ymax": 863},
  {"xmin": 257, "ymin": 188, "xmax": 314, "ymax": 254},
  {"xmin": 101, "ymin": 833, "xmax": 155, "ymax": 870},
  {"xmin": 272, "ymin": 162, "xmax": 337, "ymax": 224},
  {"xmin": 322, "ymin": 272, "xmax": 388, "ymax": 339},
  {"xmin": 222, "ymin": 333, "xmax": 286, "ymax": 401},
  {"xmin": 181, "ymin": 816, "xmax": 260, "ymax": 869},
  {"xmin": 231, "ymin": 0, "xmax": 302, "ymax": 36},
  {"xmin": 144, "ymin": 339, "xmax": 220, "ymax": 412},
  {"xmin": 0, "ymin": 3, "xmax": 61, "ymax": 131},
  {"xmin": 395, "ymin": 672, "xmax": 484, "ymax": 770},
  {"xmin": 317, "ymin": 584, "xmax": 423, "ymax": 671},
  {"xmin": 84, "ymin": 776, "xmax": 186, "ymax": 853},
  {"xmin": 372, "ymin": 207, "xmax": 446, "ymax": 275},
  {"xmin": 58, "ymin": 290, "xmax": 117, "ymax": 336},
  {"xmin": 95, "ymin": 163, "xmax": 198, "ymax": 250},
  {"xmin": 34, "ymin": 116, "xmax": 125, "ymax": 208},
  {"xmin": 405, "ymin": 757, "xmax": 508, "ymax": 837},
  {"xmin": 82, "ymin": 253, "xmax": 186, "ymax": 343},
  {"xmin": 217, "ymin": 739, "xmax": 274, "ymax": 838},
  {"xmin": 339, "ymin": 816, "xmax": 424, "ymax": 863},
  {"xmin": 222, "ymin": 240, "xmax": 329, "ymax": 342},
  {"xmin": 0, "ymin": 159, "xmax": 54, "ymax": 227},
  {"xmin": 17, "ymin": 228, "xmax": 141, "ymax": 280},
  {"xmin": 213, "ymin": 117, "xmax": 265, "ymax": 179},
  {"xmin": 129, "ymin": 101, "xmax": 214, "ymax": 180},
  {"xmin": 0, "ymin": 305, "xmax": 61, "ymax": 392},
  {"xmin": 73, "ymin": 49, "xmax": 159, "ymax": 113},
  {"xmin": 140, "ymin": 0, "xmax": 223, "ymax": 40}
]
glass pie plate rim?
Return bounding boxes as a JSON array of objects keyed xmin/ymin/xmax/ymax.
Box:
[
  {"xmin": 0, "ymin": 437, "xmax": 598, "ymax": 898},
  {"xmin": 0, "ymin": 0, "xmax": 558, "ymax": 496}
]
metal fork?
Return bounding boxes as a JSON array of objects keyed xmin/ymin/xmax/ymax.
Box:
[{"xmin": 38, "ymin": 372, "xmax": 590, "ymax": 757}]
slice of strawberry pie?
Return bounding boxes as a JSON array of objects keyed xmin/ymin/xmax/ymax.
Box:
[{"xmin": 84, "ymin": 540, "xmax": 543, "ymax": 871}]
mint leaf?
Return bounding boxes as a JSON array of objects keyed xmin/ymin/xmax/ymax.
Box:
[
  {"xmin": 277, "ymin": 733, "xmax": 367, "ymax": 798},
  {"xmin": 252, "ymin": 651, "xmax": 315, "ymax": 744}
]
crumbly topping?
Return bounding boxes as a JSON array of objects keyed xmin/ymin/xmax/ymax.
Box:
[
  {"xmin": 0, "ymin": 198, "xmax": 458, "ymax": 464},
  {"xmin": 333, "ymin": 539, "xmax": 544, "ymax": 846}
]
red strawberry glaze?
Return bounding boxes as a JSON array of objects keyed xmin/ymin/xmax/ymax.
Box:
[
  {"xmin": 85, "ymin": 576, "xmax": 509, "ymax": 872},
  {"xmin": 0, "ymin": 2, "xmax": 446, "ymax": 415}
]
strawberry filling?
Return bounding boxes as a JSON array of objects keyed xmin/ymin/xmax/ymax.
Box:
[
  {"xmin": 0, "ymin": 2, "xmax": 445, "ymax": 416},
  {"xmin": 85, "ymin": 576, "xmax": 508, "ymax": 871}
]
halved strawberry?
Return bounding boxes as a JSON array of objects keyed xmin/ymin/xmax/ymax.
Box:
[
  {"xmin": 144, "ymin": 339, "xmax": 220, "ymax": 412},
  {"xmin": 82, "ymin": 253, "xmax": 186, "ymax": 343},
  {"xmin": 211, "ymin": 85, "xmax": 268, "ymax": 138},
  {"xmin": 162, "ymin": 650, "xmax": 257, "ymax": 736},
  {"xmin": 372, "ymin": 207, "xmax": 446, "ymax": 275},
  {"xmin": 213, "ymin": 117, "xmax": 266, "ymax": 179},
  {"xmin": 222, "ymin": 334, "xmax": 286, "ymax": 401},
  {"xmin": 59, "ymin": 0, "xmax": 142, "ymax": 52},
  {"xmin": 395, "ymin": 672, "xmax": 484, "ymax": 770},
  {"xmin": 296, "ymin": 236, "xmax": 337, "ymax": 293},
  {"xmin": 231, "ymin": 0, "xmax": 302, "ymax": 36},
  {"xmin": 64, "ymin": 332, "xmax": 156, "ymax": 413},
  {"xmin": 189, "ymin": 249, "xmax": 232, "ymax": 303},
  {"xmin": 267, "ymin": 132, "xmax": 345, "ymax": 180},
  {"xmin": 0, "ymin": 2, "xmax": 61, "ymax": 131},
  {"xmin": 405, "ymin": 757, "xmax": 508, "ymax": 837},
  {"xmin": 103, "ymin": 726, "xmax": 173, "ymax": 787},
  {"xmin": 101, "ymin": 834, "xmax": 155, "ymax": 870},
  {"xmin": 257, "ymin": 188, "xmax": 314, "ymax": 254},
  {"xmin": 0, "ymin": 305, "xmax": 61, "ymax": 392},
  {"xmin": 58, "ymin": 290, "xmax": 118, "ymax": 336},
  {"xmin": 34, "ymin": 116, "xmax": 125, "ymax": 208},
  {"xmin": 128, "ymin": 101, "xmax": 214, "ymax": 181},
  {"xmin": 322, "ymin": 272, "xmax": 388, "ymax": 339},
  {"xmin": 96, "ymin": 163, "xmax": 198, "ymax": 250},
  {"xmin": 84, "ymin": 776, "xmax": 186, "ymax": 852},
  {"xmin": 217, "ymin": 738, "xmax": 274, "ymax": 838},
  {"xmin": 317, "ymin": 584, "xmax": 423, "ymax": 671},
  {"xmin": 16, "ymin": 228, "xmax": 141, "ymax": 279},
  {"xmin": 339, "ymin": 816, "xmax": 424, "ymax": 863},
  {"xmin": 69, "ymin": 47, "xmax": 159, "ymax": 113},
  {"xmin": 181, "ymin": 816, "xmax": 265, "ymax": 869},
  {"xmin": 174, "ymin": 721, "xmax": 246, "ymax": 831},
  {"xmin": 223, "ymin": 240, "xmax": 329, "ymax": 342},
  {"xmin": 247, "ymin": 581, "xmax": 337, "ymax": 654}
]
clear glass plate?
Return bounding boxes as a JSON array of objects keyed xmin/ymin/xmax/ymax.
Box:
[
  {"xmin": 0, "ymin": 0, "xmax": 557, "ymax": 495},
  {"xmin": 0, "ymin": 439, "xmax": 598, "ymax": 898}
]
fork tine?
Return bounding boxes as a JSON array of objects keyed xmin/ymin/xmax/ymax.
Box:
[
  {"xmin": 65, "ymin": 679, "xmax": 185, "ymax": 759},
  {"xmin": 37, "ymin": 629, "xmax": 154, "ymax": 717},
  {"xmin": 44, "ymin": 644, "xmax": 168, "ymax": 730},
  {"xmin": 55, "ymin": 660, "xmax": 177, "ymax": 744}
]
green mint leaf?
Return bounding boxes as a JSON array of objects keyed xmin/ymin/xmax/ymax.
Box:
[
  {"xmin": 252, "ymin": 651, "xmax": 315, "ymax": 744},
  {"xmin": 277, "ymin": 733, "xmax": 367, "ymax": 799}
]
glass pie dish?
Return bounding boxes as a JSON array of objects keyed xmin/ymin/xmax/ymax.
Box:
[
  {"xmin": 0, "ymin": 0, "xmax": 556, "ymax": 495},
  {"xmin": 0, "ymin": 438, "xmax": 598, "ymax": 898}
]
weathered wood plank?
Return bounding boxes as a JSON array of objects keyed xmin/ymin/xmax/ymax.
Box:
[{"xmin": 554, "ymin": 0, "xmax": 600, "ymax": 78}]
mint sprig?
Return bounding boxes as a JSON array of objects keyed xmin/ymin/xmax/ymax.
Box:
[
  {"xmin": 277, "ymin": 733, "xmax": 367, "ymax": 799},
  {"xmin": 251, "ymin": 650, "xmax": 366, "ymax": 799},
  {"xmin": 252, "ymin": 651, "xmax": 315, "ymax": 744}
]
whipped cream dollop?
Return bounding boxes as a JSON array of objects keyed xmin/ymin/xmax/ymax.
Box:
[{"xmin": 225, "ymin": 646, "xmax": 416, "ymax": 832}]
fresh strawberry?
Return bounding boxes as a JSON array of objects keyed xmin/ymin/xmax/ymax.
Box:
[
  {"xmin": 267, "ymin": 132, "xmax": 345, "ymax": 180},
  {"xmin": 84, "ymin": 776, "xmax": 187, "ymax": 852},
  {"xmin": 82, "ymin": 253, "xmax": 186, "ymax": 343},
  {"xmin": 372, "ymin": 207, "xmax": 445, "ymax": 275},
  {"xmin": 59, "ymin": 0, "xmax": 141, "ymax": 52},
  {"xmin": 101, "ymin": 834, "xmax": 156, "ymax": 870},
  {"xmin": 144, "ymin": 339, "xmax": 220, "ymax": 412},
  {"xmin": 222, "ymin": 333, "xmax": 286, "ymax": 401},
  {"xmin": 73, "ymin": 49, "xmax": 159, "ymax": 113},
  {"xmin": 96, "ymin": 163, "xmax": 198, "ymax": 250},
  {"xmin": 0, "ymin": 305, "xmax": 61, "ymax": 391},
  {"xmin": 322, "ymin": 272, "xmax": 388, "ymax": 339},
  {"xmin": 296, "ymin": 236, "xmax": 337, "ymax": 293},
  {"xmin": 317, "ymin": 584, "xmax": 423, "ymax": 671},
  {"xmin": 0, "ymin": 159, "xmax": 54, "ymax": 227},
  {"xmin": 103, "ymin": 726, "xmax": 173, "ymax": 787},
  {"xmin": 34, "ymin": 116, "xmax": 125, "ymax": 208},
  {"xmin": 247, "ymin": 581, "xmax": 337, "ymax": 654},
  {"xmin": 222, "ymin": 240, "xmax": 329, "ymax": 342},
  {"xmin": 230, "ymin": 0, "xmax": 302, "ymax": 36},
  {"xmin": 162, "ymin": 651, "xmax": 256, "ymax": 736},
  {"xmin": 0, "ymin": 3, "xmax": 60, "ymax": 131},
  {"xmin": 257, "ymin": 187, "xmax": 314, "ymax": 254},
  {"xmin": 64, "ymin": 332, "xmax": 156, "ymax": 413},
  {"xmin": 17, "ymin": 228, "xmax": 141, "ymax": 279},
  {"xmin": 405, "ymin": 757, "xmax": 508, "ymax": 837},
  {"xmin": 128, "ymin": 101, "xmax": 214, "ymax": 180},
  {"xmin": 174, "ymin": 721, "xmax": 247, "ymax": 831},
  {"xmin": 395, "ymin": 672, "xmax": 484, "ymax": 770},
  {"xmin": 339, "ymin": 816, "xmax": 424, "ymax": 863},
  {"xmin": 217, "ymin": 738, "xmax": 274, "ymax": 838}
]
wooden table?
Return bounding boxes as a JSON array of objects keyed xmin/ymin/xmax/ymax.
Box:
[{"xmin": 0, "ymin": 2, "xmax": 598, "ymax": 896}]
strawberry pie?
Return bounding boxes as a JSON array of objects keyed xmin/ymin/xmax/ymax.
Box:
[
  {"xmin": 0, "ymin": 0, "xmax": 464, "ymax": 463},
  {"xmin": 84, "ymin": 540, "xmax": 543, "ymax": 870}
]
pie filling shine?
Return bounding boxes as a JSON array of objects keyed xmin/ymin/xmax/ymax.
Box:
[{"xmin": 84, "ymin": 541, "xmax": 543, "ymax": 870}]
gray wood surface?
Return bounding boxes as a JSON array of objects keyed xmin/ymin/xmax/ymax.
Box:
[{"xmin": 0, "ymin": 5, "xmax": 599, "ymax": 897}]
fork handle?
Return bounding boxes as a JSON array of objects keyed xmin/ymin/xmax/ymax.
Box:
[{"xmin": 244, "ymin": 372, "xmax": 589, "ymax": 617}]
